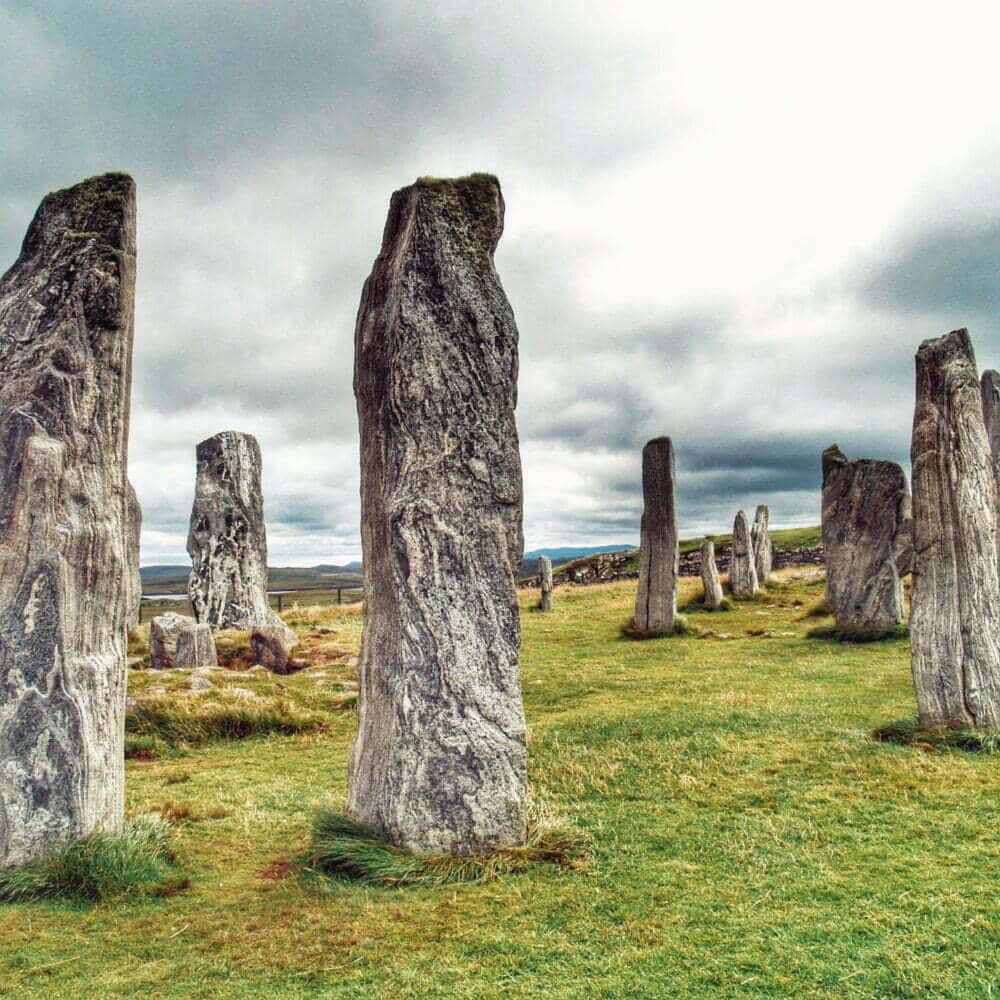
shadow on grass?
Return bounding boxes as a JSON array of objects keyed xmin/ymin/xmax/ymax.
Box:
[
  {"xmin": 303, "ymin": 805, "xmax": 590, "ymax": 889},
  {"xmin": 807, "ymin": 623, "xmax": 909, "ymax": 644},
  {"xmin": 873, "ymin": 718, "xmax": 998, "ymax": 754}
]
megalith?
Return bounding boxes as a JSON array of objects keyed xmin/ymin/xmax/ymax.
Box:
[
  {"xmin": 348, "ymin": 174, "xmax": 528, "ymax": 854},
  {"xmin": 820, "ymin": 445, "xmax": 910, "ymax": 631},
  {"xmin": 700, "ymin": 539, "xmax": 724, "ymax": 609},
  {"xmin": 751, "ymin": 504, "xmax": 773, "ymax": 585},
  {"xmin": 187, "ymin": 431, "xmax": 276, "ymax": 630},
  {"xmin": 150, "ymin": 612, "xmax": 193, "ymax": 670},
  {"xmin": 539, "ymin": 555, "xmax": 554, "ymax": 611},
  {"xmin": 980, "ymin": 368, "xmax": 1000, "ymax": 568},
  {"xmin": 910, "ymin": 329, "xmax": 1000, "ymax": 729},
  {"xmin": 729, "ymin": 511, "xmax": 758, "ymax": 597},
  {"xmin": 0, "ymin": 174, "xmax": 136, "ymax": 867},
  {"xmin": 633, "ymin": 437, "xmax": 678, "ymax": 634},
  {"xmin": 125, "ymin": 483, "xmax": 142, "ymax": 629}
]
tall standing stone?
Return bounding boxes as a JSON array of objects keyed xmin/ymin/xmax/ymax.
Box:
[
  {"xmin": 980, "ymin": 369, "xmax": 1000, "ymax": 569},
  {"xmin": 729, "ymin": 511, "xmax": 758, "ymax": 597},
  {"xmin": 751, "ymin": 504, "xmax": 773, "ymax": 585},
  {"xmin": 633, "ymin": 437, "xmax": 678, "ymax": 634},
  {"xmin": 821, "ymin": 445, "xmax": 911, "ymax": 630},
  {"xmin": 538, "ymin": 555, "xmax": 554, "ymax": 611},
  {"xmin": 187, "ymin": 431, "xmax": 276, "ymax": 630},
  {"xmin": 911, "ymin": 329, "xmax": 1000, "ymax": 729},
  {"xmin": 0, "ymin": 174, "xmax": 136, "ymax": 867},
  {"xmin": 348, "ymin": 174, "xmax": 527, "ymax": 854},
  {"xmin": 700, "ymin": 539, "xmax": 724, "ymax": 609},
  {"xmin": 125, "ymin": 483, "xmax": 142, "ymax": 629}
]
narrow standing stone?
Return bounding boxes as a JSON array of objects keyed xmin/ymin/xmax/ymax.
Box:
[
  {"xmin": 911, "ymin": 329, "xmax": 1000, "ymax": 728},
  {"xmin": 125, "ymin": 483, "xmax": 142, "ymax": 630},
  {"xmin": 348, "ymin": 174, "xmax": 527, "ymax": 854},
  {"xmin": 700, "ymin": 539, "xmax": 724, "ymax": 609},
  {"xmin": 633, "ymin": 437, "xmax": 678, "ymax": 634},
  {"xmin": 751, "ymin": 504, "xmax": 773, "ymax": 584},
  {"xmin": 187, "ymin": 431, "xmax": 277, "ymax": 630},
  {"xmin": 821, "ymin": 445, "xmax": 911, "ymax": 630},
  {"xmin": 980, "ymin": 369, "xmax": 1000, "ymax": 569},
  {"xmin": 539, "ymin": 555, "xmax": 554, "ymax": 611},
  {"xmin": 0, "ymin": 174, "xmax": 136, "ymax": 867},
  {"xmin": 729, "ymin": 511, "xmax": 758, "ymax": 597}
]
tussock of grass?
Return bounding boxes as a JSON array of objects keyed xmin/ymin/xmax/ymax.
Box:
[
  {"xmin": 126, "ymin": 690, "xmax": 326, "ymax": 748},
  {"xmin": 873, "ymin": 718, "xmax": 999, "ymax": 754},
  {"xmin": 305, "ymin": 803, "xmax": 589, "ymax": 888},
  {"xmin": 621, "ymin": 614, "xmax": 691, "ymax": 640},
  {"xmin": 807, "ymin": 623, "xmax": 909, "ymax": 643},
  {"xmin": 802, "ymin": 597, "xmax": 832, "ymax": 618},
  {"xmin": 0, "ymin": 815, "xmax": 188, "ymax": 903},
  {"xmin": 680, "ymin": 596, "xmax": 733, "ymax": 614}
]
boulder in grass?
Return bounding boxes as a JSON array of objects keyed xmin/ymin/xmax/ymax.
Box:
[
  {"xmin": 150, "ymin": 612, "xmax": 195, "ymax": 670},
  {"xmin": 250, "ymin": 623, "xmax": 299, "ymax": 674}
]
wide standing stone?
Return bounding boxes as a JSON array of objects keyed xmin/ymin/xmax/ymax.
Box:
[
  {"xmin": 150, "ymin": 612, "xmax": 194, "ymax": 670},
  {"xmin": 633, "ymin": 437, "xmax": 678, "ymax": 634},
  {"xmin": 348, "ymin": 174, "xmax": 527, "ymax": 854},
  {"xmin": 125, "ymin": 483, "xmax": 142, "ymax": 629},
  {"xmin": 821, "ymin": 445, "xmax": 911, "ymax": 630},
  {"xmin": 911, "ymin": 330, "xmax": 1000, "ymax": 728},
  {"xmin": 174, "ymin": 624, "xmax": 217, "ymax": 670},
  {"xmin": 700, "ymin": 539, "xmax": 724, "ymax": 609},
  {"xmin": 538, "ymin": 555, "xmax": 554, "ymax": 611},
  {"xmin": 187, "ymin": 431, "xmax": 277, "ymax": 630},
  {"xmin": 250, "ymin": 623, "xmax": 298, "ymax": 674},
  {"xmin": 0, "ymin": 174, "xmax": 136, "ymax": 867},
  {"xmin": 729, "ymin": 511, "xmax": 758, "ymax": 597},
  {"xmin": 751, "ymin": 505, "xmax": 773, "ymax": 584}
]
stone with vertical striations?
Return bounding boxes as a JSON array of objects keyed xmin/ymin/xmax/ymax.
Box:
[
  {"xmin": 633, "ymin": 437, "xmax": 678, "ymax": 634},
  {"xmin": 349, "ymin": 174, "xmax": 527, "ymax": 855},
  {"xmin": 125, "ymin": 483, "xmax": 142, "ymax": 629},
  {"xmin": 538, "ymin": 555, "xmax": 554, "ymax": 611},
  {"xmin": 0, "ymin": 174, "xmax": 136, "ymax": 867},
  {"xmin": 150, "ymin": 612, "xmax": 193, "ymax": 670},
  {"xmin": 729, "ymin": 511, "xmax": 758, "ymax": 597},
  {"xmin": 821, "ymin": 445, "xmax": 910, "ymax": 630},
  {"xmin": 187, "ymin": 431, "xmax": 278, "ymax": 630},
  {"xmin": 911, "ymin": 330, "xmax": 1000, "ymax": 729},
  {"xmin": 700, "ymin": 539, "xmax": 724, "ymax": 609},
  {"xmin": 980, "ymin": 369, "xmax": 1000, "ymax": 569},
  {"xmin": 174, "ymin": 624, "xmax": 217, "ymax": 671},
  {"xmin": 751, "ymin": 504, "xmax": 773, "ymax": 585}
]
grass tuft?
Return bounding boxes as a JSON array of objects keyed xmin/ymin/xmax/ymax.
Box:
[
  {"xmin": 873, "ymin": 718, "xmax": 999, "ymax": 754},
  {"xmin": 802, "ymin": 597, "xmax": 832, "ymax": 618},
  {"xmin": 0, "ymin": 815, "xmax": 188, "ymax": 903},
  {"xmin": 304, "ymin": 802, "xmax": 589, "ymax": 889},
  {"xmin": 621, "ymin": 614, "xmax": 691, "ymax": 640},
  {"xmin": 807, "ymin": 623, "xmax": 909, "ymax": 643}
]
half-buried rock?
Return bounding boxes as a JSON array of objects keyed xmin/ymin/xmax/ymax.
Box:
[
  {"xmin": 821, "ymin": 444, "xmax": 911, "ymax": 632},
  {"xmin": 174, "ymin": 624, "xmax": 217, "ymax": 670},
  {"xmin": 250, "ymin": 623, "xmax": 298, "ymax": 675},
  {"xmin": 348, "ymin": 174, "xmax": 527, "ymax": 855},
  {"xmin": 0, "ymin": 174, "xmax": 136, "ymax": 867},
  {"xmin": 150, "ymin": 612, "xmax": 193, "ymax": 670},
  {"xmin": 187, "ymin": 431, "xmax": 278, "ymax": 630},
  {"xmin": 729, "ymin": 511, "xmax": 758, "ymax": 598}
]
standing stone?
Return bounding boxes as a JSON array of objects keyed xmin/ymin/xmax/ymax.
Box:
[
  {"xmin": 348, "ymin": 174, "xmax": 527, "ymax": 854},
  {"xmin": 729, "ymin": 511, "xmax": 758, "ymax": 597},
  {"xmin": 980, "ymin": 369, "xmax": 1000, "ymax": 569},
  {"xmin": 751, "ymin": 504, "xmax": 773, "ymax": 585},
  {"xmin": 0, "ymin": 174, "xmax": 135, "ymax": 867},
  {"xmin": 633, "ymin": 437, "xmax": 678, "ymax": 634},
  {"xmin": 150, "ymin": 612, "xmax": 194, "ymax": 670},
  {"xmin": 187, "ymin": 431, "xmax": 277, "ymax": 630},
  {"xmin": 821, "ymin": 445, "xmax": 910, "ymax": 630},
  {"xmin": 538, "ymin": 555, "xmax": 554, "ymax": 612},
  {"xmin": 911, "ymin": 330, "xmax": 1000, "ymax": 729},
  {"xmin": 174, "ymin": 624, "xmax": 217, "ymax": 670},
  {"xmin": 700, "ymin": 539, "xmax": 724, "ymax": 609},
  {"xmin": 125, "ymin": 483, "xmax": 142, "ymax": 629}
]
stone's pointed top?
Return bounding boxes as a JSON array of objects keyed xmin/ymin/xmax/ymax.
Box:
[
  {"xmin": 916, "ymin": 327, "xmax": 974, "ymax": 362},
  {"xmin": 822, "ymin": 444, "xmax": 849, "ymax": 480}
]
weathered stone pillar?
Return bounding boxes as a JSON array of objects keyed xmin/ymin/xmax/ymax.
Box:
[
  {"xmin": 125, "ymin": 483, "xmax": 142, "ymax": 630},
  {"xmin": 821, "ymin": 445, "xmax": 910, "ymax": 631},
  {"xmin": 700, "ymin": 539, "xmax": 724, "ymax": 609},
  {"xmin": 911, "ymin": 330, "xmax": 1000, "ymax": 729},
  {"xmin": 174, "ymin": 625, "xmax": 217, "ymax": 670},
  {"xmin": 633, "ymin": 437, "xmax": 678, "ymax": 634},
  {"xmin": 0, "ymin": 174, "xmax": 136, "ymax": 867},
  {"xmin": 539, "ymin": 555, "xmax": 554, "ymax": 611},
  {"xmin": 751, "ymin": 504, "xmax": 773, "ymax": 584},
  {"xmin": 187, "ymin": 431, "xmax": 276, "ymax": 630},
  {"xmin": 729, "ymin": 511, "xmax": 758, "ymax": 597},
  {"xmin": 348, "ymin": 174, "xmax": 527, "ymax": 854},
  {"xmin": 980, "ymin": 369, "xmax": 1000, "ymax": 569}
]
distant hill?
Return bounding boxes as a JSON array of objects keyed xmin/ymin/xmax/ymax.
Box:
[
  {"xmin": 140, "ymin": 563, "xmax": 363, "ymax": 595},
  {"xmin": 520, "ymin": 544, "xmax": 634, "ymax": 577}
]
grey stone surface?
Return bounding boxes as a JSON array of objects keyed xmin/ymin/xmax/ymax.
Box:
[
  {"xmin": 539, "ymin": 555, "xmax": 554, "ymax": 611},
  {"xmin": 821, "ymin": 445, "xmax": 911, "ymax": 630},
  {"xmin": 751, "ymin": 505, "xmax": 773, "ymax": 585},
  {"xmin": 633, "ymin": 437, "xmax": 678, "ymax": 634},
  {"xmin": 729, "ymin": 511, "xmax": 758, "ymax": 597},
  {"xmin": 187, "ymin": 431, "xmax": 278, "ymax": 630},
  {"xmin": 150, "ymin": 612, "xmax": 195, "ymax": 670},
  {"xmin": 125, "ymin": 483, "xmax": 142, "ymax": 630},
  {"xmin": 348, "ymin": 174, "xmax": 527, "ymax": 855},
  {"xmin": 700, "ymin": 539, "xmax": 724, "ymax": 609},
  {"xmin": 250, "ymin": 623, "xmax": 298, "ymax": 674},
  {"xmin": 174, "ymin": 624, "xmax": 217, "ymax": 670},
  {"xmin": 0, "ymin": 174, "xmax": 136, "ymax": 867},
  {"xmin": 911, "ymin": 329, "xmax": 1000, "ymax": 728}
]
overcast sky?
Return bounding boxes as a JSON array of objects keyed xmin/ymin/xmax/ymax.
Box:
[{"xmin": 4, "ymin": 1, "xmax": 1000, "ymax": 565}]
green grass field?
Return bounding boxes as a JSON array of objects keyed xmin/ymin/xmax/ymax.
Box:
[{"xmin": 1, "ymin": 570, "xmax": 996, "ymax": 999}]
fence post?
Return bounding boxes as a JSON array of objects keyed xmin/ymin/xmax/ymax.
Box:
[
  {"xmin": 277, "ymin": 593, "xmax": 283, "ymax": 613},
  {"xmin": 337, "ymin": 588, "xmax": 343, "ymax": 605}
]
